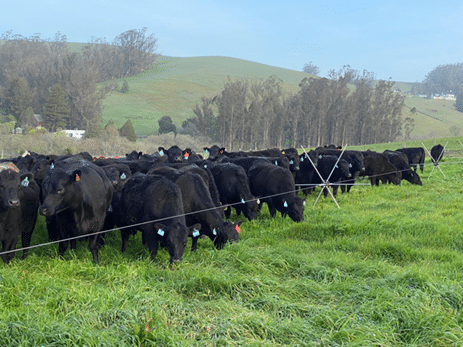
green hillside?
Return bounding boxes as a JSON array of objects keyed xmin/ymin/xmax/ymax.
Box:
[
  {"xmin": 101, "ymin": 56, "xmax": 463, "ymax": 140},
  {"xmin": 101, "ymin": 56, "xmax": 314, "ymax": 136}
]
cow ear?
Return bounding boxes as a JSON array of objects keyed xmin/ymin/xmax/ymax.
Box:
[
  {"xmin": 20, "ymin": 173, "xmax": 33, "ymax": 187},
  {"xmin": 71, "ymin": 169, "xmax": 82, "ymax": 182},
  {"xmin": 154, "ymin": 223, "xmax": 167, "ymax": 236},
  {"xmin": 158, "ymin": 147, "xmax": 165, "ymax": 156},
  {"xmin": 281, "ymin": 150, "xmax": 285, "ymax": 154},
  {"xmin": 188, "ymin": 223, "xmax": 201, "ymax": 237},
  {"xmin": 220, "ymin": 148, "xmax": 225, "ymax": 154}
]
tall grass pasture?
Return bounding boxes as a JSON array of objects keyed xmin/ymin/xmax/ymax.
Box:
[{"xmin": 1, "ymin": 140, "xmax": 463, "ymax": 345}]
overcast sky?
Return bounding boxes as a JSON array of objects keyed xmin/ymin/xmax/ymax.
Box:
[{"xmin": 2, "ymin": 0, "xmax": 462, "ymax": 82}]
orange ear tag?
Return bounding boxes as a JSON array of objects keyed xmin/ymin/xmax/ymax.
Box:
[
  {"xmin": 235, "ymin": 225, "xmax": 241, "ymax": 233},
  {"xmin": 76, "ymin": 174, "xmax": 80, "ymax": 182}
]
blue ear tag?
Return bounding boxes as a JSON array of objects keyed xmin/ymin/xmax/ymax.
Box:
[
  {"xmin": 213, "ymin": 228, "xmax": 217, "ymax": 236},
  {"xmin": 51, "ymin": 163, "xmax": 54, "ymax": 169},
  {"xmin": 205, "ymin": 149, "xmax": 209, "ymax": 154},
  {"xmin": 290, "ymin": 160, "xmax": 294, "ymax": 165},
  {"xmin": 318, "ymin": 155, "xmax": 322, "ymax": 159},
  {"xmin": 192, "ymin": 229, "xmax": 200, "ymax": 237},
  {"xmin": 300, "ymin": 157, "xmax": 304, "ymax": 162},
  {"xmin": 284, "ymin": 201, "xmax": 288, "ymax": 208},
  {"xmin": 204, "ymin": 164, "xmax": 207, "ymax": 168},
  {"xmin": 349, "ymin": 163, "xmax": 352, "ymax": 168},
  {"xmin": 241, "ymin": 198, "xmax": 245, "ymax": 204},
  {"xmin": 303, "ymin": 201, "xmax": 306, "ymax": 206},
  {"xmin": 159, "ymin": 150, "xmax": 164, "ymax": 156},
  {"xmin": 120, "ymin": 173, "xmax": 126, "ymax": 180},
  {"xmin": 107, "ymin": 205, "xmax": 113, "ymax": 212},
  {"xmin": 157, "ymin": 229, "xmax": 165, "ymax": 236},
  {"xmin": 21, "ymin": 177, "xmax": 29, "ymax": 187}
]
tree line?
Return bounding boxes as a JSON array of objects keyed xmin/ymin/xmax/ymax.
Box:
[
  {"xmin": 186, "ymin": 68, "xmax": 405, "ymax": 150},
  {"xmin": 410, "ymin": 63, "xmax": 463, "ymax": 113},
  {"xmin": 0, "ymin": 28, "xmax": 157, "ymax": 135}
]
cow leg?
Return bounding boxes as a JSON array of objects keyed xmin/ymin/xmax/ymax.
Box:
[
  {"xmin": 224, "ymin": 206, "xmax": 231, "ymax": 219},
  {"xmin": 191, "ymin": 236, "xmax": 198, "ymax": 252},
  {"xmin": 332, "ymin": 186, "xmax": 339, "ymax": 197},
  {"xmin": 144, "ymin": 227, "xmax": 159, "ymax": 263},
  {"xmin": 88, "ymin": 235, "xmax": 100, "ymax": 264},
  {"xmin": 267, "ymin": 201, "xmax": 277, "ymax": 218}
]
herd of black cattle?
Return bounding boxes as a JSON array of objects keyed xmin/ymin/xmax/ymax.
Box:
[{"xmin": 0, "ymin": 143, "xmax": 444, "ymax": 265}]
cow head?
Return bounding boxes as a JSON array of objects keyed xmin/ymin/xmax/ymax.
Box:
[
  {"xmin": 203, "ymin": 145, "xmax": 225, "ymax": 161},
  {"xmin": 0, "ymin": 168, "xmax": 21, "ymax": 210},
  {"xmin": 210, "ymin": 221, "xmax": 241, "ymax": 249},
  {"xmin": 154, "ymin": 222, "xmax": 194, "ymax": 263},
  {"xmin": 39, "ymin": 168, "xmax": 81, "ymax": 216},
  {"xmin": 158, "ymin": 146, "xmax": 183, "ymax": 163},
  {"xmin": 281, "ymin": 195, "xmax": 306, "ymax": 222}
]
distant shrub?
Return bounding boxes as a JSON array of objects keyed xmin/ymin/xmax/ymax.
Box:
[{"xmin": 120, "ymin": 80, "xmax": 129, "ymax": 93}]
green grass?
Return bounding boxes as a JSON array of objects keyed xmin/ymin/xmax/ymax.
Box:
[{"xmin": 2, "ymin": 143, "xmax": 463, "ymax": 345}]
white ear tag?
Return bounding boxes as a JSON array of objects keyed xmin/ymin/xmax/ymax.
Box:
[
  {"xmin": 257, "ymin": 199, "xmax": 260, "ymax": 204},
  {"xmin": 192, "ymin": 229, "xmax": 200, "ymax": 237},
  {"xmin": 213, "ymin": 228, "xmax": 217, "ymax": 235},
  {"xmin": 157, "ymin": 229, "xmax": 165, "ymax": 236},
  {"xmin": 241, "ymin": 198, "xmax": 245, "ymax": 204},
  {"xmin": 159, "ymin": 150, "xmax": 164, "ymax": 156},
  {"xmin": 349, "ymin": 163, "xmax": 352, "ymax": 168},
  {"xmin": 107, "ymin": 205, "xmax": 113, "ymax": 212},
  {"xmin": 21, "ymin": 177, "xmax": 29, "ymax": 187},
  {"xmin": 283, "ymin": 201, "xmax": 288, "ymax": 208},
  {"xmin": 303, "ymin": 201, "xmax": 306, "ymax": 206}
]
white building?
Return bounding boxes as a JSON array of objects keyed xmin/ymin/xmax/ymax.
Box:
[{"xmin": 64, "ymin": 129, "xmax": 85, "ymax": 139}]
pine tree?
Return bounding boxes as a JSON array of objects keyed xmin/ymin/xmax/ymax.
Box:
[
  {"xmin": 3, "ymin": 77, "xmax": 34, "ymax": 125},
  {"xmin": 43, "ymin": 84, "xmax": 70, "ymax": 131},
  {"xmin": 119, "ymin": 119, "xmax": 136, "ymax": 141}
]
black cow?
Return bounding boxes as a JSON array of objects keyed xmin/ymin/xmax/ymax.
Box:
[
  {"xmin": 159, "ymin": 145, "xmax": 183, "ymax": 163},
  {"xmin": 101, "ymin": 164, "xmax": 133, "ymax": 232},
  {"xmin": 0, "ymin": 163, "xmax": 40, "ymax": 264},
  {"xmin": 208, "ymin": 162, "xmax": 259, "ymax": 221},
  {"xmin": 359, "ymin": 151, "xmax": 402, "ymax": 186},
  {"xmin": 39, "ymin": 160, "xmax": 113, "ymax": 263},
  {"xmin": 383, "ymin": 150, "xmax": 422, "ymax": 185},
  {"xmin": 315, "ymin": 148, "xmax": 365, "ymax": 193},
  {"xmin": 203, "ymin": 145, "xmax": 247, "ymax": 161},
  {"xmin": 248, "ymin": 163, "xmax": 305, "ymax": 222},
  {"xmin": 295, "ymin": 150, "xmax": 319, "ymax": 196},
  {"xmin": 396, "ymin": 147, "xmax": 425, "ymax": 173},
  {"xmin": 430, "ymin": 144, "xmax": 444, "ymax": 166},
  {"xmin": 119, "ymin": 173, "xmax": 199, "ymax": 263},
  {"xmin": 148, "ymin": 166, "xmax": 240, "ymax": 251},
  {"xmin": 311, "ymin": 154, "xmax": 352, "ymax": 197},
  {"xmin": 219, "ymin": 155, "xmax": 290, "ymax": 173}
]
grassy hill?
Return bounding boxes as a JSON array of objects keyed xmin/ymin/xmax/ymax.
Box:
[
  {"xmin": 101, "ymin": 56, "xmax": 314, "ymax": 137},
  {"xmin": 101, "ymin": 56, "xmax": 463, "ymax": 140}
]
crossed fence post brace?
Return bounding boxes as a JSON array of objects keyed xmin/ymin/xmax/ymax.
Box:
[
  {"xmin": 300, "ymin": 145, "xmax": 348, "ymax": 209},
  {"xmin": 421, "ymin": 141, "xmax": 448, "ymax": 179}
]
